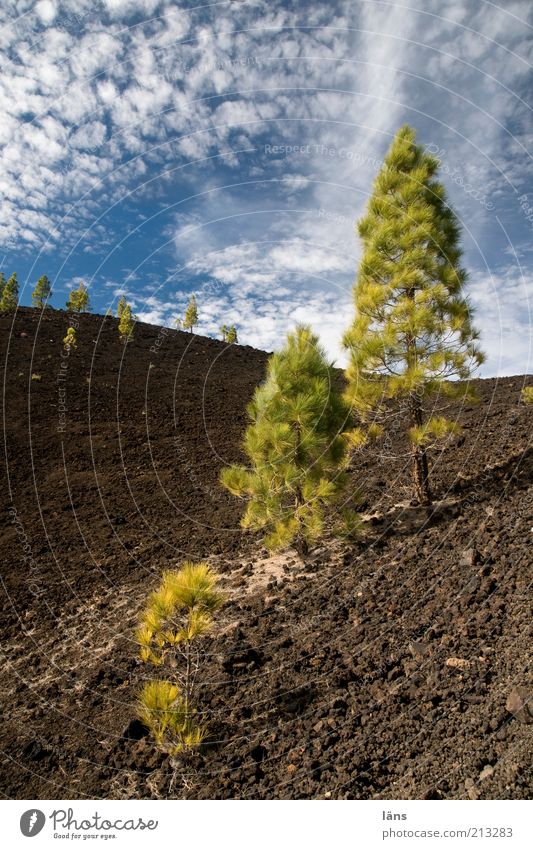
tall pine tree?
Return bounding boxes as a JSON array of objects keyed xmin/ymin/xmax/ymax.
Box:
[
  {"xmin": 221, "ymin": 325, "xmax": 355, "ymax": 555},
  {"xmin": 0, "ymin": 272, "xmax": 19, "ymax": 311},
  {"xmin": 32, "ymin": 275, "xmax": 52, "ymax": 308},
  {"xmin": 344, "ymin": 125, "xmax": 484, "ymax": 504}
]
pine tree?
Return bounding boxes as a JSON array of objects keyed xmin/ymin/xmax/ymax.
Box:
[
  {"xmin": 0, "ymin": 272, "xmax": 19, "ymax": 311},
  {"xmin": 32, "ymin": 275, "xmax": 52, "ymax": 308},
  {"xmin": 343, "ymin": 125, "xmax": 485, "ymax": 505},
  {"xmin": 117, "ymin": 295, "xmax": 127, "ymax": 319},
  {"xmin": 66, "ymin": 281, "xmax": 90, "ymax": 313},
  {"xmin": 221, "ymin": 324, "xmax": 356, "ymax": 556},
  {"xmin": 118, "ymin": 303, "xmax": 134, "ymax": 342},
  {"xmin": 182, "ymin": 294, "xmax": 198, "ymax": 333},
  {"xmin": 226, "ymin": 325, "xmax": 238, "ymax": 344}
]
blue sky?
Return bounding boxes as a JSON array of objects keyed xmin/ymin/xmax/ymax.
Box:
[{"xmin": 1, "ymin": 0, "xmax": 532, "ymax": 374}]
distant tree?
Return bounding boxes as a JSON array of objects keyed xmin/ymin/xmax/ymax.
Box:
[
  {"xmin": 63, "ymin": 327, "xmax": 77, "ymax": 349},
  {"xmin": 220, "ymin": 323, "xmax": 229, "ymax": 341},
  {"xmin": 118, "ymin": 303, "xmax": 134, "ymax": 342},
  {"xmin": 66, "ymin": 281, "xmax": 90, "ymax": 313},
  {"xmin": 182, "ymin": 294, "xmax": 198, "ymax": 333},
  {"xmin": 32, "ymin": 275, "xmax": 52, "ymax": 308},
  {"xmin": 226, "ymin": 325, "xmax": 238, "ymax": 344},
  {"xmin": 221, "ymin": 324, "xmax": 357, "ymax": 556},
  {"xmin": 136, "ymin": 562, "xmax": 224, "ymax": 755},
  {"xmin": 343, "ymin": 125, "xmax": 485, "ymax": 505},
  {"xmin": 117, "ymin": 295, "xmax": 127, "ymax": 319},
  {"xmin": 0, "ymin": 273, "xmax": 19, "ymax": 311}
]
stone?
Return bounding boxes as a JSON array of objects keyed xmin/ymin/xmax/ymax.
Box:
[
  {"xmin": 460, "ymin": 548, "xmax": 481, "ymax": 567},
  {"xmin": 409, "ymin": 641, "xmax": 429, "ymax": 659},
  {"xmin": 479, "ymin": 765, "xmax": 494, "ymax": 781},
  {"xmin": 506, "ymin": 687, "xmax": 533, "ymax": 724},
  {"xmin": 465, "ymin": 777, "xmax": 479, "ymax": 799},
  {"xmin": 445, "ymin": 657, "xmax": 470, "ymax": 670}
]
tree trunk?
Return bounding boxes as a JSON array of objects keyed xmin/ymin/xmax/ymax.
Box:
[
  {"xmin": 410, "ymin": 399, "xmax": 432, "ymax": 505},
  {"xmin": 294, "ymin": 532, "xmax": 309, "ymax": 557},
  {"xmin": 293, "ymin": 419, "xmax": 309, "ymax": 557}
]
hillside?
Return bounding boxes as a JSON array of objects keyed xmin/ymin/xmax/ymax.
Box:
[{"xmin": 0, "ymin": 306, "xmax": 532, "ymax": 800}]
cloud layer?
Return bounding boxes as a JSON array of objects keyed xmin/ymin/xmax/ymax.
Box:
[{"xmin": 1, "ymin": 0, "xmax": 532, "ymax": 373}]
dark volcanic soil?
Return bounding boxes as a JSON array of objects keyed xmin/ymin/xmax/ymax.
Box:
[{"xmin": 1, "ymin": 306, "xmax": 532, "ymax": 800}]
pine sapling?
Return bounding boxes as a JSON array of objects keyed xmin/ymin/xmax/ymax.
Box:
[
  {"xmin": 32, "ymin": 275, "xmax": 52, "ymax": 308},
  {"xmin": 182, "ymin": 294, "xmax": 198, "ymax": 333},
  {"xmin": 221, "ymin": 324, "xmax": 358, "ymax": 556},
  {"xmin": 136, "ymin": 562, "xmax": 223, "ymax": 755},
  {"xmin": 0, "ymin": 272, "xmax": 19, "ymax": 311},
  {"xmin": 117, "ymin": 295, "xmax": 127, "ymax": 319},
  {"xmin": 63, "ymin": 327, "xmax": 77, "ymax": 349},
  {"xmin": 66, "ymin": 281, "xmax": 90, "ymax": 313},
  {"xmin": 118, "ymin": 303, "xmax": 134, "ymax": 342},
  {"xmin": 344, "ymin": 125, "xmax": 484, "ymax": 505},
  {"xmin": 226, "ymin": 325, "xmax": 238, "ymax": 344}
]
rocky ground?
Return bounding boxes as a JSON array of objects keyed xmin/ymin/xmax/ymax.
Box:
[{"xmin": 0, "ymin": 306, "xmax": 531, "ymax": 799}]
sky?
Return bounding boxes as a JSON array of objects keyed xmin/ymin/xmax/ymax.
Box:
[{"xmin": 0, "ymin": 0, "xmax": 532, "ymax": 374}]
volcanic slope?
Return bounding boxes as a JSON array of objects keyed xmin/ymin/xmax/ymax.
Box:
[{"xmin": 0, "ymin": 307, "xmax": 531, "ymax": 799}]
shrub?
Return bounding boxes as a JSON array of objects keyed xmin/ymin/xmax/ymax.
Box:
[
  {"xmin": 136, "ymin": 562, "xmax": 223, "ymax": 755},
  {"xmin": 63, "ymin": 327, "xmax": 77, "ymax": 349}
]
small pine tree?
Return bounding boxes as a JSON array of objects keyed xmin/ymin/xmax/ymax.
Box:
[
  {"xmin": 221, "ymin": 324, "xmax": 356, "ymax": 556},
  {"xmin": 0, "ymin": 272, "xmax": 19, "ymax": 311},
  {"xmin": 226, "ymin": 325, "xmax": 238, "ymax": 344},
  {"xmin": 182, "ymin": 294, "xmax": 198, "ymax": 333},
  {"xmin": 32, "ymin": 275, "xmax": 52, "ymax": 308},
  {"xmin": 136, "ymin": 562, "xmax": 223, "ymax": 755},
  {"xmin": 117, "ymin": 295, "xmax": 127, "ymax": 319},
  {"xmin": 63, "ymin": 327, "xmax": 77, "ymax": 349},
  {"xmin": 118, "ymin": 303, "xmax": 134, "ymax": 342},
  {"xmin": 343, "ymin": 125, "xmax": 485, "ymax": 505},
  {"xmin": 66, "ymin": 281, "xmax": 90, "ymax": 313}
]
